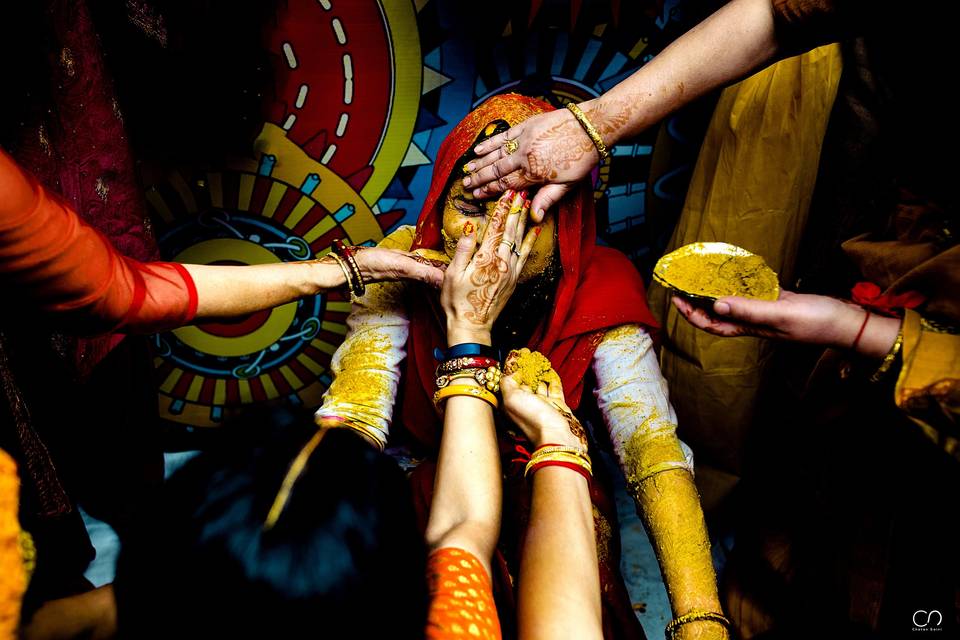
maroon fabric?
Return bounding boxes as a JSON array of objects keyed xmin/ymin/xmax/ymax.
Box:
[{"xmin": 11, "ymin": 0, "xmax": 160, "ymax": 375}]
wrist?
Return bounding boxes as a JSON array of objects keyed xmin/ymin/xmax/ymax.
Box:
[
  {"xmin": 446, "ymin": 325, "xmax": 492, "ymax": 348},
  {"xmin": 580, "ymin": 97, "xmax": 620, "ymax": 148},
  {"xmin": 310, "ymin": 260, "xmax": 347, "ymax": 294},
  {"xmin": 532, "ymin": 422, "xmax": 583, "ymax": 449}
]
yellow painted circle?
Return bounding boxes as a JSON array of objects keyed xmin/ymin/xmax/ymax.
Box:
[{"xmin": 171, "ymin": 238, "xmax": 298, "ymax": 357}]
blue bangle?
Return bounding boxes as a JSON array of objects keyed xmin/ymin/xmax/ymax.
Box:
[{"xmin": 433, "ymin": 343, "xmax": 500, "ymax": 362}]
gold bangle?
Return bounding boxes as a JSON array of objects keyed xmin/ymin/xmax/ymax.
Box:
[
  {"xmin": 327, "ymin": 253, "xmax": 355, "ymax": 294},
  {"xmin": 527, "ymin": 444, "xmax": 591, "ymax": 463},
  {"xmin": 436, "ymin": 366, "xmax": 502, "ymax": 393},
  {"xmin": 433, "ymin": 383, "xmax": 499, "ymax": 409},
  {"xmin": 524, "ymin": 452, "xmax": 593, "ymax": 478},
  {"xmin": 664, "ymin": 610, "xmax": 732, "ymax": 639},
  {"xmin": 566, "ymin": 102, "xmax": 610, "ymax": 161},
  {"xmin": 316, "ymin": 416, "xmax": 387, "ymax": 451},
  {"xmin": 869, "ymin": 324, "xmax": 904, "ymax": 383}
]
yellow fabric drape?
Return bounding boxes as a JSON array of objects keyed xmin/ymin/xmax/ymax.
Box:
[
  {"xmin": 895, "ymin": 310, "xmax": 960, "ymax": 461},
  {"xmin": 647, "ymin": 45, "xmax": 843, "ymax": 496},
  {"xmin": 0, "ymin": 449, "xmax": 25, "ymax": 640}
]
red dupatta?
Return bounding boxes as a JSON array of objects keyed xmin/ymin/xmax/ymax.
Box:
[{"xmin": 402, "ymin": 94, "xmax": 658, "ymax": 450}]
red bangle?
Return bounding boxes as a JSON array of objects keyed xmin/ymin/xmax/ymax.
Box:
[
  {"xmin": 527, "ymin": 460, "xmax": 592, "ymax": 484},
  {"xmin": 435, "ymin": 356, "xmax": 500, "ymax": 376},
  {"xmin": 851, "ymin": 310, "xmax": 871, "ymax": 352},
  {"xmin": 332, "ymin": 239, "xmax": 365, "ymax": 296}
]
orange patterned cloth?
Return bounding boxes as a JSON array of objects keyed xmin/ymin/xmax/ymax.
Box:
[
  {"xmin": 426, "ymin": 547, "xmax": 501, "ymax": 640},
  {"xmin": 0, "ymin": 450, "xmax": 25, "ymax": 640}
]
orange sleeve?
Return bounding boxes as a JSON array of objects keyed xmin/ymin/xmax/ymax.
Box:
[
  {"xmin": 426, "ymin": 547, "xmax": 501, "ymax": 640},
  {"xmin": 0, "ymin": 149, "xmax": 197, "ymax": 335}
]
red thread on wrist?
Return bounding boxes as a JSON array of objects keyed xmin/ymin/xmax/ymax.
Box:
[{"xmin": 851, "ymin": 310, "xmax": 871, "ymax": 352}]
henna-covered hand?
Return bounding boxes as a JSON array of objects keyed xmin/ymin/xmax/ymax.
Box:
[
  {"xmin": 351, "ymin": 246, "xmax": 445, "ymax": 288},
  {"xmin": 461, "ymin": 99, "xmax": 634, "ymax": 222},
  {"xmin": 440, "ymin": 189, "xmax": 538, "ymax": 346}
]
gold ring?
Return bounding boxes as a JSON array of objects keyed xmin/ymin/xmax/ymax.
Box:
[
  {"xmin": 499, "ymin": 239, "xmax": 516, "ymax": 252},
  {"xmin": 503, "ymin": 139, "xmax": 519, "ymax": 155}
]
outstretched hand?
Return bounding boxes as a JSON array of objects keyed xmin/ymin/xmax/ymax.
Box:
[
  {"xmin": 353, "ymin": 247, "xmax": 446, "ymax": 288},
  {"xmin": 460, "ymin": 107, "xmax": 602, "ymax": 222},
  {"xmin": 671, "ymin": 290, "xmax": 901, "ymax": 359},
  {"xmin": 440, "ymin": 190, "xmax": 538, "ymax": 345}
]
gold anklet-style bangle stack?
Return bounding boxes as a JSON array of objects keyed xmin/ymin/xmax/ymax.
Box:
[
  {"xmin": 566, "ymin": 102, "xmax": 610, "ymax": 161},
  {"xmin": 664, "ymin": 610, "xmax": 732, "ymax": 639}
]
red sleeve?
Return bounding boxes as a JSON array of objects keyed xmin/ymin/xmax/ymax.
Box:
[
  {"xmin": 426, "ymin": 547, "xmax": 501, "ymax": 640},
  {"xmin": 0, "ymin": 149, "xmax": 197, "ymax": 335}
]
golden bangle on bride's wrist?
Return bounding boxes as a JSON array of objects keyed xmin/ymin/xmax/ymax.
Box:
[
  {"xmin": 869, "ymin": 323, "xmax": 904, "ymax": 383},
  {"xmin": 566, "ymin": 103, "xmax": 610, "ymax": 161},
  {"xmin": 665, "ymin": 610, "xmax": 732, "ymax": 639},
  {"xmin": 433, "ymin": 383, "xmax": 499, "ymax": 409}
]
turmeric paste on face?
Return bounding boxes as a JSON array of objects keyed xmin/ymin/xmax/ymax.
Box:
[
  {"xmin": 503, "ymin": 348, "xmax": 553, "ymax": 388},
  {"xmin": 655, "ymin": 243, "xmax": 779, "ymax": 301}
]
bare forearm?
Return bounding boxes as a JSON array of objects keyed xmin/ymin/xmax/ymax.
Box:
[
  {"xmin": 424, "ymin": 394, "xmax": 502, "ymax": 572},
  {"xmin": 519, "ymin": 469, "xmax": 602, "ymax": 640},
  {"xmin": 184, "ymin": 261, "xmax": 341, "ymax": 319},
  {"xmin": 585, "ymin": 0, "xmax": 778, "ymax": 145}
]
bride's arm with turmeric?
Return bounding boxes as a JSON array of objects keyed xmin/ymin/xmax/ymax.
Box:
[{"xmin": 593, "ymin": 325, "xmax": 728, "ymax": 640}]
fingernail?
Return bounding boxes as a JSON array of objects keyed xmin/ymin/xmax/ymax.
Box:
[
  {"xmin": 536, "ymin": 208, "xmax": 545, "ymax": 219},
  {"xmin": 462, "ymin": 176, "xmax": 472, "ymax": 187},
  {"xmin": 534, "ymin": 226, "xmax": 542, "ymax": 236},
  {"xmin": 715, "ymin": 301, "xmax": 731, "ymax": 315},
  {"xmin": 503, "ymin": 188, "xmax": 515, "ymax": 200},
  {"xmin": 465, "ymin": 162, "xmax": 475, "ymax": 172},
  {"xmin": 474, "ymin": 145, "xmax": 484, "ymax": 154}
]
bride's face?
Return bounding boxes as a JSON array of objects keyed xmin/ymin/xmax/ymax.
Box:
[{"xmin": 440, "ymin": 177, "xmax": 556, "ymax": 283}]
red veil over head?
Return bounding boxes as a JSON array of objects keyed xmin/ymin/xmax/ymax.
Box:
[{"xmin": 402, "ymin": 94, "xmax": 658, "ymax": 450}]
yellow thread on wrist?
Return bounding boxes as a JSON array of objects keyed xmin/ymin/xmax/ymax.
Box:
[{"xmin": 566, "ymin": 103, "xmax": 610, "ymax": 161}]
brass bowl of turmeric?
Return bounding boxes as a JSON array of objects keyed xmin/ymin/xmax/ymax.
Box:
[{"xmin": 652, "ymin": 242, "xmax": 779, "ymax": 303}]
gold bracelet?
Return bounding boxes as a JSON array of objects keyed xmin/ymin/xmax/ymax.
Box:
[
  {"xmin": 315, "ymin": 416, "xmax": 387, "ymax": 452},
  {"xmin": 566, "ymin": 103, "xmax": 610, "ymax": 161},
  {"xmin": 527, "ymin": 444, "xmax": 591, "ymax": 463},
  {"xmin": 664, "ymin": 610, "xmax": 732, "ymax": 639},
  {"xmin": 327, "ymin": 253, "xmax": 356, "ymax": 295},
  {"xmin": 436, "ymin": 366, "xmax": 502, "ymax": 393},
  {"xmin": 433, "ymin": 383, "xmax": 499, "ymax": 409},
  {"xmin": 869, "ymin": 323, "xmax": 904, "ymax": 383},
  {"xmin": 524, "ymin": 452, "xmax": 593, "ymax": 478}
]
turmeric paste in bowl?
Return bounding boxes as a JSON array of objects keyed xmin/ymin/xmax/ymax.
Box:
[{"xmin": 653, "ymin": 242, "xmax": 779, "ymax": 302}]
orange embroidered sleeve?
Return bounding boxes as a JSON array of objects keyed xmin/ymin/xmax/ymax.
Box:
[
  {"xmin": 426, "ymin": 547, "xmax": 501, "ymax": 640},
  {"xmin": 0, "ymin": 150, "xmax": 197, "ymax": 335}
]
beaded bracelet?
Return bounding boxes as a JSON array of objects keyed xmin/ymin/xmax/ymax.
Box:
[
  {"xmin": 435, "ymin": 356, "xmax": 500, "ymax": 376},
  {"xmin": 664, "ymin": 610, "xmax": 732, "ymax": 640},
  {"xmin": 433, "ymin": 383, "xmax": 499, "ymax": 409},
  {"xmin": 436, "ymin": 366, "xmax": 502, "ymax": 393},
  {"xmin": 566, "ymin": 103, "xmax": 610, "ymax": 161}
]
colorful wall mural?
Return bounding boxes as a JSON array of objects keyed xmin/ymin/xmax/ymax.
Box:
[{"xmin": 145, "ymin": 0, "xmax": 709, "ymax": 428}]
